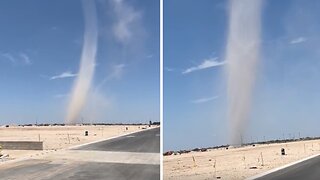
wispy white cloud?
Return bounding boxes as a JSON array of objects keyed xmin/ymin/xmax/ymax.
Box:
[
  {"xmin": 191, "ymin": 96, "xmax": 219, "ymax": 104},
  {"xmin": 290, "ymin": 37, "xmax": 307, "ymax": 44},
  {"xmin": 19, "ymin": 53, "xmax": 32, "ymax": 65},
  {"xmin": 54, "ymin": 94, "xmax": 69, "ymax": 98},
  {"xmin": 111, "ymin": 0, "xmax": 141, "ymax": 44},
  {"xmin": 0, "ymin": 52, "xmax": 32, "ymax": 65},
  {"xmin": 95, "ymin": 63, "xmax": 127, "ymax": 90},
  {"xmin": 165, "ymin": 67, "xmax": 174, "ymax": 72},
  {"xmin": 51, "ymin": 26, "xmax": 58, "ymax": 31},
  {"xmin": 182, "ymin": 57, "xmax": 225, "ymax": 74},
  {"xmin": 1, "ymin": 53, "xmax": 15, "ymax": 63},
  {"xmin": 146, "ymin": 54, "xmax": 153, "ymax": 58},
  {"xmin": 107, "ymin": 64, "xmax": 126, "ymax": 80},
  {"xmin": 50, "ymin": 71, "xmax": 77, "ymax": 80}
]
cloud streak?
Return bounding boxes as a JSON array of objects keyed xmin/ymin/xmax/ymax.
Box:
[
  {"xmin": 0, "ymin": 52, "xmax": 32, "ymax": 65},
  {"xmin": 165, "ymin": 67, "xmax": 174, "ymax": 72},
  {"xmin": 290, "ymin": 37, "xmax": 307, "ymax": 44},
  {"xmin": 1, "ymin": 53, "xmax": 15, "ymax": 63},
  {"xmin": 107, "ymin": 64, "xmax": 126, "ymax": 80},
  {"xmin": 19, "ymin": 53, "xmax": 32, "ymax": 65},
  {"xmin": 146, "ymin": 54, "xmax": 153, "ymax": 58},
  {"xmin": 111, "ymin": 0, "xmax": 141, "ymax": 44},
  {"xmin": 50, "ymin": 71, "xmax": 77, "ymax": 80},
  {"xmin": 95, "ymin": 64, "xmax": 127, "ymax": 91},
  {"xmin": 191, "ymin": 96, "xmax": 219, "ymax": 104},
  {"xmin": 54, "ymin": 94, "xmax": 69, "ymax": 98},
  {"xmin": 182, "ymin": 57, "xmax": 225, "ymax": 74}
]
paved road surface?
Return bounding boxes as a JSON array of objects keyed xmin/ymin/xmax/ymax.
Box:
[
  {"xmin": 0, "ymin": 127, "xmax": 160, "ymax": 180},
  {"xmin": 256, "ymin": 155, "xmax": 320, "ymax": 180},
  {"xmin": 75, "ymin": 127, "xmax": 160, "ymax": 153}
]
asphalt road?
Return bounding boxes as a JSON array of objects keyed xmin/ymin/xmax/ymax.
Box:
[
  {"xmin": 256, "ymin": 155, "xmax": 320, "ymax": 180},
  {"xmin": 75, "ymin": 127, "xmax": 160, "ymax": 153},
  {"xmin": 0, "ymin": 127, "xmax": 160, "ymax": 180}
]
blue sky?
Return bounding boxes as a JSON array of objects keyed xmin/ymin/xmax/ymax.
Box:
[
  {"xmin": 164, "ymin": 0, "xmax": 320, "ymax": 151},
  {"xmin": 0, "ymin": 0, "xmax": 159, "ymax": 124}
]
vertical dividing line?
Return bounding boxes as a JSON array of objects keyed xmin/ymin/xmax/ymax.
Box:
[{"xmin": 160, "ymin": 0, "xmax": 163, "ymax": 179}]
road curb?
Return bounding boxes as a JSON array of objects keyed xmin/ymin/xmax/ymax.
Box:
[{"xmin": 246, "ymin": 153, "xmax": 320, "ymax": 180}]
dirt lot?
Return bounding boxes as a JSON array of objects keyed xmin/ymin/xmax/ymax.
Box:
[
  {"xmin": 164, "ymin": 139, "xmax": 320, "ymax": 180},
  {"xmin": 0, "ymin": 125, "xmax": 151, "ymax": 159}
]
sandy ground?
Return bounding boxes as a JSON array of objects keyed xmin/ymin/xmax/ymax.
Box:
[
  {"xmin": 0, "ymin": 125, "xmax": 152, "ymax": 160},
  {"xmin": 164, "ymin": 139, "xmax": 320, "ymax": 180}
]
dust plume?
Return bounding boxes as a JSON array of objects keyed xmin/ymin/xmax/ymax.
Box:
[
  {"xmin": 225, "ymin": 0, "xmax": 263, "ymax": 145},
  {"xmin": 66, "ymin": 0, "xmax": 98, "ymax": 124}
]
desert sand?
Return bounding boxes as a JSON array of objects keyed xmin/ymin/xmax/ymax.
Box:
[
  {"xmin": 0, "ymin": 125, "xmax": 151, "ymax": 160},
  {"xmin": 164, "ymin": 139, "xmax": 320, "ymax": 180}
]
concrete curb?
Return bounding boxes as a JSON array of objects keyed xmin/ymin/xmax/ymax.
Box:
[
  {"xmin": 246, "ymin": 153, "xmax": 320, "ymax": 180},
  {"xmin": 0, "ymin": 150, "xmax": 52, "ymax": 166}
]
